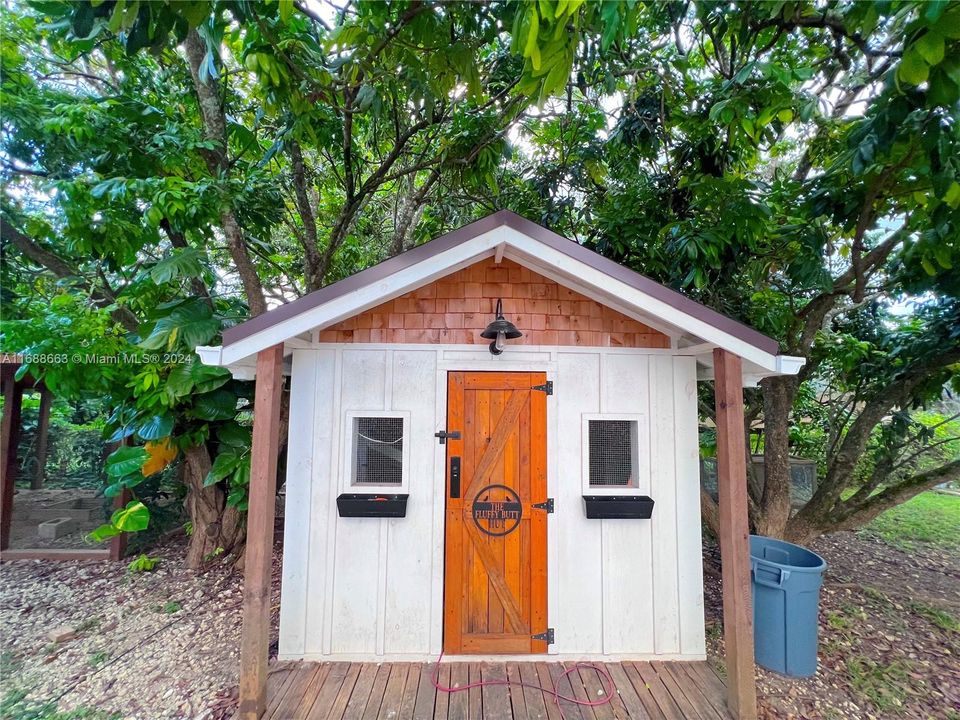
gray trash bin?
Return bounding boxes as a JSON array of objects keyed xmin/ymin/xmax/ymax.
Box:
[{"xmin": 750, "ymin": 535, "xmax": 826, "ymax": 677}]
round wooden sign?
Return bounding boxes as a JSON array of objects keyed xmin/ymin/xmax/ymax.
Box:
[{"xmin": 471, "ymin": 484, "xmax": 522, "ymax": 537}]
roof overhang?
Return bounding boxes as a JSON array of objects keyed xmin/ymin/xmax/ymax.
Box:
[{"xmin": 198, "ymin": 211, "xmax": 803, "ymax": 384}]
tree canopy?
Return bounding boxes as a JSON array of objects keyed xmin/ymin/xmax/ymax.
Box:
[{"xmin": 1, "ymin": 0, "xmax": 958, "ymax": 563}]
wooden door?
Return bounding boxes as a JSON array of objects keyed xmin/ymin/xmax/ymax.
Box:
[{"xmin": 443, "ymin": 371, "xmax": 548, "ymax": 654}]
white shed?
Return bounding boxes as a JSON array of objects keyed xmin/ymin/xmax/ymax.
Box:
[{"xmin": 198, "ymin": 210, "xmax": 802, "ymax": 719}]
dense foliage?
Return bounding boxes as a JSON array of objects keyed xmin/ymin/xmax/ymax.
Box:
[{"xmin": 1, "ymin": 0, "xmax": 958, "ymax": 560}]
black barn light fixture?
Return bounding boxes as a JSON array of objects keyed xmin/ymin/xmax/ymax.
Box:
[{"xmin": 480, "ymin": 298, "xmax": 522, "ymax": 355}]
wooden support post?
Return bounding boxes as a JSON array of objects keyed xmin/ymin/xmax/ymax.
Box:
[
  {"xmin": 32, "ymin": 387, "xmax": 52, "ymax": 490},
  {"xmin": 0, "ymin": 374, "xmax": 24, "ymax": 551},
  {"xmin": 713, "ymin": 348, "xmax": 758, "ymax": 720},
  {"xmin": 238, "ymin": 345, "xmax": 284, "ymax": 720}
]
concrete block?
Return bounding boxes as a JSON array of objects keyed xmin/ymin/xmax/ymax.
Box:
[
  {"xmin": 47, "ymin": 626, "xmax": 77, "ymax": 643},
  {"xmin": 37, "ymin": 517, "xmax": 78, "ymax": 539}
]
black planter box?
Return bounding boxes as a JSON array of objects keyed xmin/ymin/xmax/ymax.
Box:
[
  {"xmin": 337, "ymin": 493, "xmax": 408, "ymax": 518},
  {"xmin": 583, "ymin": 495, "xmax": 655, "ymax": 519}
]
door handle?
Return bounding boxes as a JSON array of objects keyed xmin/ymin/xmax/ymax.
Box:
[{"xmin": 450, "ymin": 457, "xmax": 461, "ymax": 498}]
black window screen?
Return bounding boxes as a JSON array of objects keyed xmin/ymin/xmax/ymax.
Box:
[
  {"xmin": 588, "ymin": 419, "xmax": 637, "ymax": 487},
  {"xmin": 353, "ymin": 417, "xmax": 403, "ymax": 486}
]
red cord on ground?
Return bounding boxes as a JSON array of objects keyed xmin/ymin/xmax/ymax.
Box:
[{"xmin": 431, "ymin": 652, "xmax": 616, "ymax": 719}]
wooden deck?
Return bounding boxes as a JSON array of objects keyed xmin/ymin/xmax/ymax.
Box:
[{"xmin": 263, "ymin": 660, "xmax": 732, "ymax": 719}]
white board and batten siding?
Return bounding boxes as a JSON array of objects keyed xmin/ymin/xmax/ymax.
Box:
[{"xmin": 278, "ymin": 343, "xmax": 706, "ymax": 661}]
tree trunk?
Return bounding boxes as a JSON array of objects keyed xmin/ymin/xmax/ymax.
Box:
[
  {"xmin": 754, "ymin": 376, "xmax": 797, "ymax": 537},
  {"xmin": 182, "ymin": 444, "xmax": 246, "ymax": 570}
]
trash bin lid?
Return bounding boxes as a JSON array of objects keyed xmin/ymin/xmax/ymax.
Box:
[{"xmin": 750, "ymin": 535, "xmax": 826, "ymax": 573}]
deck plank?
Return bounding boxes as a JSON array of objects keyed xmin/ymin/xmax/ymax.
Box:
[
  {"xmin": 305, "ymin": 662, "xmax": 351, "ymax": 720},
  {"xmin": 397, "ymin": 664, "xmax": 421, "ymax": 720},
  {"xmin": 447, "ymin": 662, "xmax": 469, "ymax": 720},
  {"xmin": 620, "ymin": 663, "xmax": 666, "ymax": 720},
  {"xmin": 577, "ymin": 664, "xmax": 615, "ymax": 720},
  {"xmin": 377, "ymin": 663, "xmax": 410, "ymax": 720},
  {"xmin": 480, "ymin": 663, "xmax": 511, "ymax": 719},
  {"xmin": 412, "ymin": 663, "xmax": 437, "ymax": 720},
  {"xmin": 604, "ymin": 663, "xmax": 651, "ymax": 720},
  {"xmin": 546, "ymin": 663, "xmax": 586, "ymax": 720},
  {"xmin": 560, "ymin": 662, "xmax": 596, "ymax": 720},
  {"xmin": 264, "ymin": 660, "xmax": 728, "ymax": 720},
  {"xmin": 265, "ymin": 663, "xmax": 300, "ymax": 720},
  {"xmin": 271, "ymin": 663, "xmax": 326, "ymax": 720},
  {"xmin": 630, "ymin": 663, "xmax": 683, "ymax": 720},
  {"xmin": 326, "ymin": 664, "xmax": 364, "ymax": 720},
  {"xmin": 677, "ymin": 663, "xmax": 730, "ymax": 719},
  {"xmin": 505, "ymin": 663, "xmax": 527, "ymax": 720},
  {"xmin": 533, "ymin": 662, "xmax": 564, "ymax": 720},
  {"xmin": 468, "ymin": 663, "xmax": 483, "ymax": 720},
  {"xmin": 432, "ymin": 664, "xmax": 451, "ymax": 720},
  {"xmin": 655, "ymin": 663, "xmax": 725, "ymax": 720},
  {"xmin": 517, "ymin": 663, "xmax": 548, "ymax": 720},
  {"xmin": 648, "ymin": 662, "xmax": 705, "ymax": 720},
  {"xmin": 342, "ymin": 664, "xmax": 379, "ymax": 720}
]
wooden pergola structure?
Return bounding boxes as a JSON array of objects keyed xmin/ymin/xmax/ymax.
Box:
[
  {"xmin": 237, "ymin": 345, "xmax": 758, "ymax": 719},
  {"xmin": 0, "ymin": 360, "xmax": 128, "ymax": 561}
]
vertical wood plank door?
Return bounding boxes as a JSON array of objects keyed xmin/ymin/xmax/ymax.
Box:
[{"xmin": 444, "ymin": 371, "xmax": 549, "ymax": 654}]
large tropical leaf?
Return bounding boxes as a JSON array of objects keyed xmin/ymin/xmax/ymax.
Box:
[
  {"xmin": 105, "ymin": 445, "xmax": 149, "ymax": 478},
  {"xmin": 137, "ymin": 413, "xmax": 174, "ymax": 441},
  {"xmin": 139, "ymin": 300, "xmax": 220, "ymax": 351},
  {"xmin": 191, "ymin": 388, "xmax": 238, "ymax": 421}
]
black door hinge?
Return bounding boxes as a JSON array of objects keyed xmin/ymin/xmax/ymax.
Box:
[
  {"xmin": 532, "ymin": 381, "xmax": 553, "ymax": 395},
  {"xmin": 434, "ymin": 430, "xmax": 461, "ymax": 445},
  {"xmin": 532, "ymin": 498, "xmax": 554, "ymax": 513},
  {"xmin": 532, "ymin": 628, "xmax": 555, "ymax": 644}
]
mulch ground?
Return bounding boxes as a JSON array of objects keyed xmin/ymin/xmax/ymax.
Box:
[{"xmin": 704, "ymin": 531, "xmax": 960, "ymax": 719}]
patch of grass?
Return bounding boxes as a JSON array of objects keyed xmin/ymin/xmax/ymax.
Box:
[
  {"xmin": 162, "ymin": 601, "xmax": 181, "ymax": 614},
  {"xmin": 87, "ymin": 651, "xmax": 109, "ymax": 668},
  {"xmin": 0, "ymin": 690, "xmax": 120, "ymax": 720},
  {"xmin": 910, "ymin": 602, "xmax": 959, "ymax": 633},
  {"xmin": 860, "ymin": 492, "xmax": 960, "ymax": 551},
  {"xmin": 74, "ymin": 617, "xmax": 99, "ymax": 634},
  {"xmin": 0, "ymin": 650, "xmax": 23, "ymax": 677},
  {"xmin": 826, "ymin": 611, "xmax": 852, "ymax": 630},
  {"xmin": 845, "ymin": 655, "xmax": 915, "ymax": 714}
]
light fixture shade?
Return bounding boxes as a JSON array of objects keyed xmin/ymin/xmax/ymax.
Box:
[
  {"xmin": 480, "ymin": 299, "xmax": 523, "ymax": 340},
  {"xmin": 480, "ymin": 317, "xmax": 523, "ymax": 340}
]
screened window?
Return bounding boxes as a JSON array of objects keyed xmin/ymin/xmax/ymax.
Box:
[
  {"xmin": 352, "ymin": 416, "xmax": 404, "ymax": 486},
  {"xmin": 587, "ymin": 419, "xmax": 639, "ymax": 488}
]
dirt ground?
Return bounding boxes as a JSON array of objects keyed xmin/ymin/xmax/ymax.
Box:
[
  {"xmin": 1, "ymin": 525, "xmax": 957, "ymax": 719},
  {"xmin": 704, "ymin": 532, "xmax": 960, "ymax": 719},
  {"xmin": 0, "ymin": 532, "xmax": 281, "ymax": 720}
]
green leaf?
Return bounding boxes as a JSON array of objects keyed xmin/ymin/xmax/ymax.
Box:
[
  {"xmin": 137, "ymin": 414, "xmax": 174, "ymax": 441},
  {"xmin": 88, "ymin": 523, "xmax": 121, "ymax": 542},
  {"xmin": 524, "ymin": 6, "xmax": 541, "ymax": 70},
  {"xmin": 204, "ymin": 451, "xmax": 241, "ymax": 486},
  {"xmin": 139, "ymin": 300, "xmax": 220, "ymax": 351},
  {"xmin": 944, "ymin": 181, "xmax": 960, "ymax": 209},
  {"xmin": 915, "ymin": 30, "xmax": 945, "ymax": 66},
  {"xmin": 191, "ymin": 388, "xmax": 237, "ymax": 421},
  {"xmin": 150, "ymin": 248, "xmax": 205, "ymax": 284},
  {"xmin": 278, "ymin": 0, "xmax": 293, "ymax": 22},
  {"xmin": 898, "ymin": 49, "xmax": 930, "ymax": 85},
  {"xmin": 106, "ymin": 445, "xmax": 149, "ymax": 478},
  {"xmin": 111, "ymin": 500, "xmax": 150, "ymax": 533}
]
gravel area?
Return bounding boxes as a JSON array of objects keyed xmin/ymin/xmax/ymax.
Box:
[{"xmin": 0, "ymin": 533, "xmax": 282, "ymax": 719}]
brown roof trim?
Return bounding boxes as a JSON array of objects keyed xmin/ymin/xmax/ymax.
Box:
[{"xmin": 222, "ymin": 210, "xmax": 781, "ymax": 356}]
